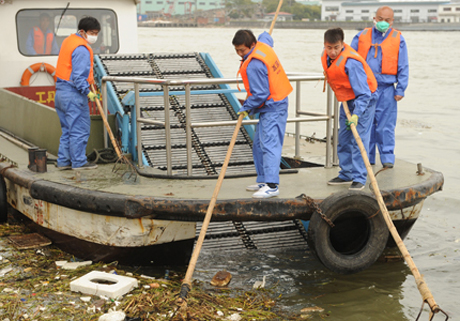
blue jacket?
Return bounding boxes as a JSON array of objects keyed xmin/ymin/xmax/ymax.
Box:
[
  {"xmin": 56, "ymin": 33, "xmax": 92, "ymax": 96},
  {"xmin": 240, "ymin": 31, "xmax": 288, "ymax": 114},
  {"xmin": 351, "ymin": 27, "xmax": 409, "ymax": 96}
]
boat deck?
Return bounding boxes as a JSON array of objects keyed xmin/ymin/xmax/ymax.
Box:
[
  {"xmin": 0, "ymin": 133, "xmax": 443, "ymax": 251},
  {"xmin": 0, "ymin": 134, "xmax": 435, "ymax": 200}
]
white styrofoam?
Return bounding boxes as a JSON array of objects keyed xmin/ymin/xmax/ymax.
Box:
[{"xmin": 70, "ymin": 271, "xmax": 138, "ymax": 299}]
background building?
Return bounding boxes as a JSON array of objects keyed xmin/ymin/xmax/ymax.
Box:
[
  {"xmin": 139, "ymin": 0, "xmax": 225, "ymax": 17},
  {"xmin": 438, "ymin": 0, "xmax": 460, "ymax": 21},
  {"xmin": 321, "ymin": 0, "xmax": 449, "ymax": 22}
]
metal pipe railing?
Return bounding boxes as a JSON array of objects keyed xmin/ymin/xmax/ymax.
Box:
[{"xmin": 101, "ymin": 74, "xmax": 338, "ymax": 176}]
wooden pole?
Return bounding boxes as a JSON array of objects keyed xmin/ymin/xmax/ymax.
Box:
[
  {"xmin": 342, "ymin": 101, "xmax": 440, "ymax": 316},
  {"xmin": 177, "ymin": 0, "xmax": 285, "ymax": 305},
  {"xmin": 90, "ymin": 84, "xmax": 122, "ymax": 158},
  {"xmin": 178, "ymin": 113, "xmax": 244, "ymax": 302},
  {"xmin": 269, "ymin": 0, "xmax": 284, "ymax": 35}
]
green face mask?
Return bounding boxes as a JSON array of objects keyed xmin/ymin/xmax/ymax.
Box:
[{"xmin": 375, "ymin": 20, "xmax": 390, "ymax": 33}]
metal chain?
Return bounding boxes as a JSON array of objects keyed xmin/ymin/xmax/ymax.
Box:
[{"xmin": 299, "ymin": 194, "xmax": 335, "ymax": 228}]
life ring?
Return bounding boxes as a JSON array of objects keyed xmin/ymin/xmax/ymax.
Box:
[
  {"xmin": 307, "ymin": 190, "xmax": 388, "ymax": 274},
  {"xmin": 20, "ymin": 62, "xmax": 57, "ymax": 86},
  {"xmin": 0, "ymin": 175, "xmax": 7, "ymax": 223}
]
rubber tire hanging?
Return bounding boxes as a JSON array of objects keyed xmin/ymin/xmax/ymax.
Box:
[{"xmin": 307, "ymin": 190, "xmax": 388, "ymax": 274}]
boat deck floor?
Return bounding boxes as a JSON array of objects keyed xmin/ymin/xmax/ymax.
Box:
[{"xmin": 0, "ymin": 134, "xmax": 431, "ymax": 201}]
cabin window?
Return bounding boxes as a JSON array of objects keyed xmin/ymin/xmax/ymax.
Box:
[{"xmin": 16, "ymin": 8, "xmax": 120, "ymax": 57}]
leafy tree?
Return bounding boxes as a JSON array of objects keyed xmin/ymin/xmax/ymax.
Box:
[
  {"xmin": 226, "ymin": 0, "xmax": 258, "ymax": 18},
  {"xmin": 262, "ymin": 0, "xmax": 321, "ymax": 20}
]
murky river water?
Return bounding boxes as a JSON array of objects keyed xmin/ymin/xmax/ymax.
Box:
[{"xmin": 137, "ymin": 27, "xmax": 460, "ymax": 320}]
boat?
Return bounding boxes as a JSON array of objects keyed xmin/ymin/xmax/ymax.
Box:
[{"xmin": 0, "ymin": 0, "xmax": 443, "ymax": 274}]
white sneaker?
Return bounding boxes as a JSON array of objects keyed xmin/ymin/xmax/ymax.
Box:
[
  {"xmin": 246, "ymin": 183, "xmax": 266, "ymax": 191},
  {"xmin": 252, "ymin": 185, "xmax": 279, "ymax": 199}
]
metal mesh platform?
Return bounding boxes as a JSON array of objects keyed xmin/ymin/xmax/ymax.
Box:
[
  {"xmin": 97, "ymin": 52, "xmax": 255, "ymax": 176},
  {"xmin": 196, "ymin": 220, "xmax": 309, "ymax": 250},
  {"xmin": 97, "ymin": 52, "xmax": 309, "ymax": 250}
]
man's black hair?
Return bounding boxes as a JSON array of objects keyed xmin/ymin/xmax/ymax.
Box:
[
  {"xmin": 324, "ymin": 28, "xmax": 344, "ymax": 44},
  {"xmin": 232, "ymin": 29, "xmax": 257, "ymax": 48},
  {"xmin": 78, "ymin": 16, "xmax": 101, "ymax": 32}
]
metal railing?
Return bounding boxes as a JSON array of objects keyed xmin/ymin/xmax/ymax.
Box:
[{"xmin": 101, "ymin": 74, "xmax": 339, "ymax": 176}]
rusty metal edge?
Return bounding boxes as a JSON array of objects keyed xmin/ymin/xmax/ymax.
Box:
[{"xmin": 0, "ymin": 162, "xmax": 444, "ymax": 222}]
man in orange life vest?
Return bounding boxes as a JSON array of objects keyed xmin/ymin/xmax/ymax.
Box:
[
  {"xmin": 322, "ymin": 28, "xmax": 379, "ymax": 190},
  {"xmin": 351, "ymin": 6, "xmax": 409, "ymax": 169},
  {"xmin": 26, "ymin": 13, "xmax": 59, "ymax": 55},
  {"xmin": 233, "ymin": 30, "xmax": 293, "ymax": 198},
  {"xmin": 54, "ymin": 17, "xmax": 100, "ymax": 170}
]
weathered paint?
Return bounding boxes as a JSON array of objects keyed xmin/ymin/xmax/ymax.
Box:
[
  {"xmin": 0, "ymin": 161, "xmax": 444, "ymax": 223},
  {"xmin": 4, "ymin": 178, "xmax": 196, "ymax": 247},
  {"xmin": 388, "ymin": 200, "xmax": 424, "ymax": 221}
]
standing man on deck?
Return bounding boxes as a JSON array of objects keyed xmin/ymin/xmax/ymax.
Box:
[
  {"xmin": 322, "ymin": 28, "xmax": 379, "ymax": 190},
  {"xmin": 232, "ymin": 29, "xmax": 293, "ymax": 198},
  {"xmin": 351, "ymin": 6, "xmax": 409, "ymax": 169},
  {"xmin": 54, "ymin": 17, "xmax": 100, "ymax": 170}
]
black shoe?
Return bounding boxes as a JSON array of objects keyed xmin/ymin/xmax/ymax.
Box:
[
  {"xmin": 349, "ymin": 182, "xmax": 365, "ymax": 191},
  {"xmin": 55, "ymin": 164, "xmax": 72, "ymax": 170},
  {"xmin": 383, "ymin": 163, "xmax": 394, "ymax": 169},
  {"xmin": 327, "ymin": 177, "xmax": 352, "ymax": 185},
  {"xmin": 72, "ymin": 162, "xmax": 98, "ymax": 170}
]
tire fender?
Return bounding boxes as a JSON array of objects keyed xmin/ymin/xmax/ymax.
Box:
[{"xmin": 307, "ymin": 190, "xmax": 388, "ymax": 274}]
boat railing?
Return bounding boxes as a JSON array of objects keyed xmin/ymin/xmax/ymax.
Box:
[{"xmin": 100, "ymin": 74, "xmax": 339, "ymax": 176}]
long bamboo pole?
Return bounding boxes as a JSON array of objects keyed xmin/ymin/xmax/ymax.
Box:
[
  {"xmin": 176, "ymin": 2, "xmax": 284, "ymax": 305},
  {"xmin": 342, "ymin": 101, "xmax": 440, "ymax": 317},
  {"xmin": 90, "ymin": 84, "xmax": 122, "ymax": 158}
]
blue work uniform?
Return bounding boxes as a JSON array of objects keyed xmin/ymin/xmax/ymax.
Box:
[
  {"xmin": 239, "ymin": 32, "xmax": 289, "ymax": 185},
  {"xmin": 55, "ymin": 33, "xmax": 92, "ymax": 168},
  {"xmin": 328, "ymin": 53, "xmax": 378, "ymax": 185},
  {"xmin": 351, "ymin": 27, "xmax": 409, "ymax": 165},
  {"xmin": 26, "ymin": 28, "xmax": 60, "ymax": 55}
]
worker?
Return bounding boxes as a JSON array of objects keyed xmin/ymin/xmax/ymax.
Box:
[
  {"xmin": 54, "ymin": 16, "xmax": 100, "ymax": 170},
  {"xmin": 322, "ymin": 28, "xmax": 378, "ymax": 190},
  {"xmin": 26, "ymin": 13, "xmax": 60, "ymax": 55},
  {"xmin": 351, "ymin": 6, "xmax": 409, "ymax": 168},
  {"xmin": 232, "ymin": 29, "xmax": 293, "ymax": 198}
]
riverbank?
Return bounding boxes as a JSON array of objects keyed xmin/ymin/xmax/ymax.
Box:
[{"xmin": 138, "ymin": 20, "xmax": 460, "ymax": 31}]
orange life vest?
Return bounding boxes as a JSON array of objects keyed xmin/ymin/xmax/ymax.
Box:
[
  {"xmin": 357, "ymin": 28, "xmax": 401, "ymax": 75},
  {"xmin": 56, "ymin": 34, "xmax": 94, "ymax": 84},
  {"xmin": 321, "ymin": 43, "xmax": 377, "ymax": 102},
  {"xmin": 33, "ymin": 27, "xmax": 54, "ymax": 54},
  {"xmin": 239, "ymin": 42, "xmax": 293, "ymax": 103}
]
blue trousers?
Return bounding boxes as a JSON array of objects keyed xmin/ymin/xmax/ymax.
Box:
[
  {"xmin": 253, "ymin": 107, "xmax": 288, "ymax": 185},
  {"xmin": 55, "ymin": 88, "xmax": 90, "ymax": 168},
  {"xmin": 337, "ymin": 96, "xmax": 377, "ymax": 185},
  {"xmin": 369, "ymin": 84, "xmax": 397, "ymax": 165}
]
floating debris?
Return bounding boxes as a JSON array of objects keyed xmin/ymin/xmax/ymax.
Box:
[
  {"xmin": 0, "ymin": 222, "xmax": 306, "ymax": 320},
  {"xmin": 210, "ymin": 270, "xmax": 232, "ymax": 287},
  {"xmin": 253, "ymin": 275, "xmax": 267, "ymax": 289}
]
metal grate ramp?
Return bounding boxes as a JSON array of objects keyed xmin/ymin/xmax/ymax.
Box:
[
  {"xmin": 196, "ymin": 220, "xmax": 309, "ymax": 251},
  {"xmin": 97, "ymin": 52, "xmax": 255, "ymax": 176}
]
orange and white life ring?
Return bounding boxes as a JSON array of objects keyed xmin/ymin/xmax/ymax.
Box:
[{"xmin": 20, "ymin": 62, "xmax": 57, "ymax": 86}]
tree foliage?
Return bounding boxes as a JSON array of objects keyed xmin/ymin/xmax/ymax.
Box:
[
  {"xmin": 226, "ymin": 0, "xmax": 259, "ymax": 18},
  {"xmin": 262, "ymin": 0, "xmax": 321, "ymax": 20}
]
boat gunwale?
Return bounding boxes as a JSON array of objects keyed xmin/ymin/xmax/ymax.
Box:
[{"xmin": 0, "ymin": 162, "xmax": 444, "ymax": 222}]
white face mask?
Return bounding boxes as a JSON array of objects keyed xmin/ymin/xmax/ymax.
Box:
[
  {"xmin": 80, "ymin": 30, "xmax": 98, "ymax": 45},
  {"xmin": 86, "ymin": 34, "xmax": 98, "ymax": 45}
]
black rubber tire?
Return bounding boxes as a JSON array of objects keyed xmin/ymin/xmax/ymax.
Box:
[
  {"xmin": 307, "ymin": 190, "xmax": 388, "ymax": 274},
  {"xmin": 0, "ymin": 176, "xmax": 8, "ymax": 223}
]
